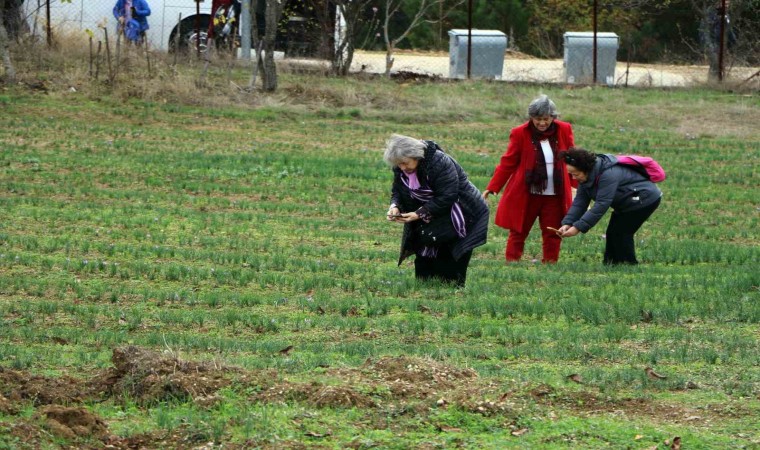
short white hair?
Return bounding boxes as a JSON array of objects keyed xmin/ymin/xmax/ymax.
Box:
[
  {"xmin": 383, "ymin": 134, "xmax": 425, "ymax": 167},
  {"xmin": 528, "ymin": 94, "xmax": 558, "ymax": 118}
]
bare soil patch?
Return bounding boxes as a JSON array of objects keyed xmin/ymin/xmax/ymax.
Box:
[
  {"xmin": 256, "ymin": 379, "xmax": 375, "ymax": 408},
  {"xmin": 90, "ymin": 345, "xmax": 234, "ymax": 406},
  {"xmin": 367, "ymin": 355, "xmax": 478, "ymax": 400},
  {"xmin": 0, "ymin": 366, "xmax": 87, "ymax": 406},
  {"xmin": 311, "ymin": 385, "xmax": 377, "ymax": 408},
  {"xmin": 0, "ymin": 393, "xmax": 17, "ymax": 415},
  {"xmin": 36, "ymin": 405, "xmax": 109, "ymax": 440},
  {"xmin": 369, "ymin": 355, "xmax": 477, "ymax": 385},
  {"xmin": 535, "ymin": 390, "xmax": 753, "ymax": 429},
  {"xmin": 256, "ymin": 355, "xmax": 485, "ymax": 410}
]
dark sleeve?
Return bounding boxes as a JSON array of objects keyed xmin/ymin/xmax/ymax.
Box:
[
  {"xmin": 390, "ymin": 172, "xmax": 402, "ymax": 209},
  {"xmin": 562, "ymin": 185, "xmax": 591, "ymax": 227},
  {"xmin": 572, "ymin": 170, "xmax": 620, "ymax": 232}
]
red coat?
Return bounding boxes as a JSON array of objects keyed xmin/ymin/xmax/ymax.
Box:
[{"xmin": 486, "ymin": 120, "xmax": 576, "ymax": 233}]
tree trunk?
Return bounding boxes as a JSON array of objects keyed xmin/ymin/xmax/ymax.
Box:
[
  {"xmin": 332, "ymin": 3, "xmax": 356, "ymax": 76},
  {"xmin": 2, "ymin": 0, "xmax": 25, "ymax": 41},
  {"xmin": 0, "ymin": 0, "xmax": 17, "ymax": 83},
  {"xmin": 384, "ymin": 47, "xmax": 393, "ymax": 77},
  {"xmin": 261, "ymin": 0, "xmax": 283, "ymax": 92}
]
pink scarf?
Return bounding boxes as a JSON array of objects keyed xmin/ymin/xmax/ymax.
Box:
[{"xmin": 405, "ymin": 171, "xmax": 420, "ymax": 190}]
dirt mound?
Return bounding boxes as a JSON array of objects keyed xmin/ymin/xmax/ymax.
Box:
[
  {"xmin": 1, "ymin": 421, "xmax": 47, "ymax": 447},
  {"xmin": 91, "ymin": 346, "xmax": 233, "ymax": 405},
  {"xmin": 255, "ymin": 379, "xmax": 316, "ymax": 404},
  {"xmin": 368, "ymin": 355, "xmax": 477, "ymax": 386},
  {"xmin": 256, "ymin": 380, "xmax": 375, "ymax": 409},
  {"xmin": 36, "ymin": 405, "xmax": 108, "ymax": 440},
  {"xmin": 310, "ymin": 385, "xmax": 376, "ymax": 408},
  {"xmin": 0, "ymin": 366, "xmax": 87, "ymax": 406},
  {"xmin": 102, "ymin": 426, "xmax": 217, "ymax": 450},
  {"xmin": 365, "ymin": 355, "xmax": 478, "ymax": 400},
  {"xmin": 0, "ymin": 394, "xmax": 17, "ymax": 415}
]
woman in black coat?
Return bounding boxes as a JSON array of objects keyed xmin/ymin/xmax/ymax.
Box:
[{"xmin": 384, "ymin": 134, "xmax": 489, "ymax": 286}]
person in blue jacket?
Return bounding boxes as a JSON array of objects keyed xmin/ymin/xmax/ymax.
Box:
[
  {"xmin": 556, "ymin": 147, "xmax": 662, "ymax": 265},
  {"xmin": 113, "ymin": 0, "xmax": 151, "ymax": 43}
]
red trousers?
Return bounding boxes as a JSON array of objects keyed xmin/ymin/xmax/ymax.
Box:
[{"xmin": 506, "ymin": 194, "xmax": 564, "ymax": 263}]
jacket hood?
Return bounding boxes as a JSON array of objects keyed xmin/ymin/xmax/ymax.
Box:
[
  {"xmin": 422, "ymin": 140, "xmax": 443, "ymax": 159},
  {"xmin": 583, "ymin": 154, "xmax": 617, "ymax": 186},
  {"xmin": 412, "ymin": 140, "xmax": 444, "ymax": 175},
  {"xmin": 598, "ymin": 153, "xmax": 618, "ymax": 171}
]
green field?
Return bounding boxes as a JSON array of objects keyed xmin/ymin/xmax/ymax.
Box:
[{"xmin": 0, "ymin": 76, "xmax": 758, "ymax": 449}]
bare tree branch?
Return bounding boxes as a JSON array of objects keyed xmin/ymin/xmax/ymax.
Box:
[{"xmin": 382, "ymin": 0, "xmax": 457, "ymax": 77}]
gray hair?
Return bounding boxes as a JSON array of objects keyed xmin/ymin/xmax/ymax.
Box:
[
  {"xmin": 527, "ymin": 94, "xmax": 558, "ymax": 118},
  {"xmin": 383, "ymin": 134, "xmax": 426, "ymax": 167}
]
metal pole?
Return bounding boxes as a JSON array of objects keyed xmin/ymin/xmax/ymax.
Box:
[
  {"xmin": 240, "ymin": 0, "xmax": 251, "ymax": 60},
  {"xmin": 467, "ymin": 0, "xmax": 472, "ymax": 79},
  {"xmin": 593, "ymin": 0, "xmax": 598, "ymax": 84},
  {"xmin": 718, "ymin": 0, "xmax": 726, "ymax": 82},
  {"xmin": 196, "ymin": 0, "xmax": 201, "ymax": 57}
]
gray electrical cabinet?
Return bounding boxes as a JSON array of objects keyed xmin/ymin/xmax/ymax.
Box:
[
  {"xmin": 448, "ymin": 29, "xmax": 508, "ymax": 79},
  {"xmin": 563, "ymin": 32, "xmax": 619, "ymax": 85}
]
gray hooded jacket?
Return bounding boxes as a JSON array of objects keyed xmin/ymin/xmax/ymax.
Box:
[{"xmin": 562, "ymin": 154, "xmax": 662, "ymax": 233}]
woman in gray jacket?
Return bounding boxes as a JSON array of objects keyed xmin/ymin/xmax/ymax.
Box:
[{"xmin": 556, "ymin": 147, "xmax": 662, "ymax": 265}]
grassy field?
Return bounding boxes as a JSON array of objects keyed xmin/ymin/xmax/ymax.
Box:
[{"xmin": 0, "ymin": 63, "xmax": 759, "ymax": 449}]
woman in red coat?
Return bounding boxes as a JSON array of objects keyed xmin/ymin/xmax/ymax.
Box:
[{"xmin": 482, "ymin": 95, "xmax": 575, "ymax": 263}]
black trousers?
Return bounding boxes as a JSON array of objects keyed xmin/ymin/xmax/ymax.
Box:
[
  {"xmin": 604, "ymin": 197, "xmax": 661, "ymax": 265},
  {"xmin": 414, "ymin": 246, "xmax": 473, "ymax": 287}
]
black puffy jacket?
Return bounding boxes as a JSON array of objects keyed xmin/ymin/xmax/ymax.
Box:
[{"xmin": 390, "ymin": 141, "xmax": 489, "ymax": 262}]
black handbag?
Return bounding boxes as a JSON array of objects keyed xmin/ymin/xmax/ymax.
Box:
[{"xmin": 416, "ymin": 216, "xmax": 458, "ymax": 246}]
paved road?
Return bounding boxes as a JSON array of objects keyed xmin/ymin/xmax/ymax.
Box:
[{"xmin": 350, "ymin": 50, "xmax": 758, "ymax": 88}]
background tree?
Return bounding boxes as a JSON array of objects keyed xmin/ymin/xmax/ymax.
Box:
[
  {"xmin": 307, "ymin": 0, "xmax": 377, "ymax": 76},
  {"xmin": 689, "ymin": 0, "xmax": 755, "ymax": 77},
  {"xmin": 381, "ymin": 0, "xmax": 460, "ymax": 76},
  {"xmin": 260, "ymin": 0, "xmax": 285, "ymax": 91},
  {"xmin": 1, "ymin": 0, "xmax": 25, "ymax": 41},
  {"xmin": 0, "ymin": 0, "xmax": 17, "ymax": 83},
  {"xmin": 445, "ymin": 0, "xmax": 528, "ymax": 51}
]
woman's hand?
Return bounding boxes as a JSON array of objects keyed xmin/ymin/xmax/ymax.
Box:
[
  {"xmin": 482, "ymin": 190, "xmax": 496, "ymax": 200},
  {"xmin": 558, "ymin": 225, "xmax": 580, "ymax": 238},
  {"xmin": 387, "ymin": 206, "xmax": 400, "ymax": 221},
  {"xmin": 395, "ymin": 212, "xmax": 420, "ymax": 223}
]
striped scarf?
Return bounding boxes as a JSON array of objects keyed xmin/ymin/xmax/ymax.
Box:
[{"xmin": 401, "ymin": 172, "xmax": 467, "ymax": 258}]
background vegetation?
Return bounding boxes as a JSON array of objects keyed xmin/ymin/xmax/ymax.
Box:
[
  {"xmin": 0, "ymin": 43, "xmax": 758, "ymax": 448},
  {"xmin": 380, "ymin": 0, "xmax": 760, "ymax": 64}
]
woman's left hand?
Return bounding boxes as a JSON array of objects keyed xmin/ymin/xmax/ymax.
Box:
[
  {"xmin": 559, "ymin": 226, "xmax": 580, "ymax": 238},
  {"xmin": 396, "ymin": 212, "xmax": 419, "ymax": 223}
]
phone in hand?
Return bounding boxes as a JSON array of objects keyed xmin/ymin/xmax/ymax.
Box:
[{"xmin": 388, "ymin": 213, "xmax": 404, "ymax": 219}]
